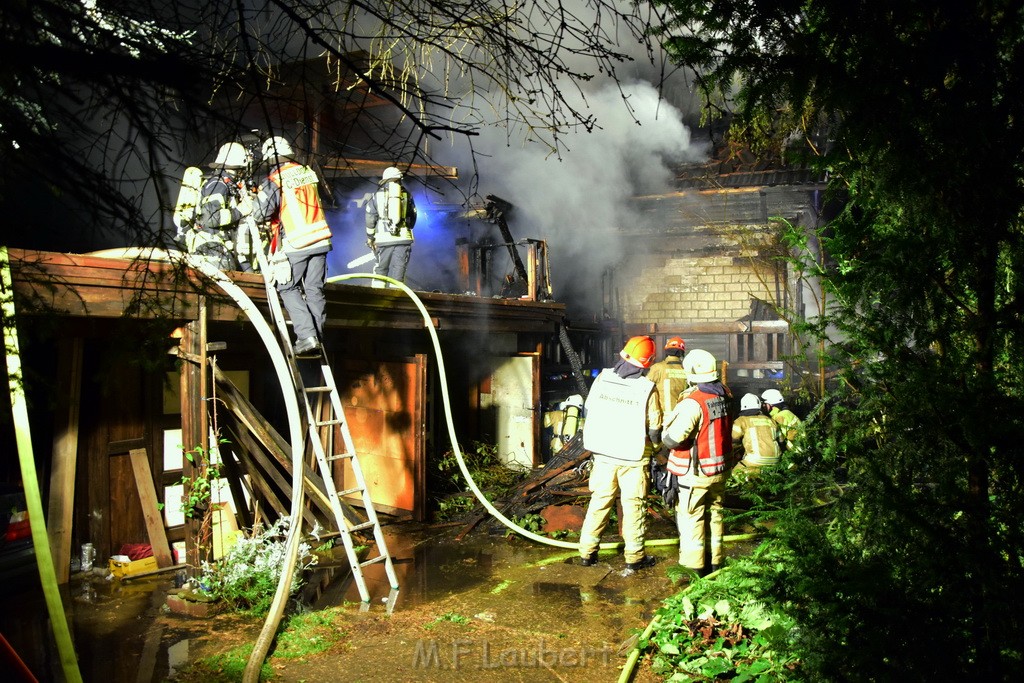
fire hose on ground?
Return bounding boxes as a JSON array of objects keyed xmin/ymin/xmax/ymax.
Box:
[{"xmin": 327, "ymin": 274, "xmax": 755, "ymax": 552}]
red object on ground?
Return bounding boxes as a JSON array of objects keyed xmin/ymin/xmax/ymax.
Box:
[
  {"xmin": 119, "ymin": 543, "xmax": 154, "ymax": 561},
  {"xmin": 0, "ymin": 631, "xmax": 39, "ymax": 682},
  {"xmin": 4, "ymin": 520, "xmax": 30, "ymax": 542},
  {"xmin": 540, "ymin": 504, "xmax": 585, "ymax": 533}
]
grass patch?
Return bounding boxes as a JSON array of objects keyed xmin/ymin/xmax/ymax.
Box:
[
  {"xmin": 424, "ymin": 611, "xmax": 472, "ymax": 629},
  {"xmin": 272, "ymin": 608, "xmax": 348, "ymax": 660},
  {"xmin": 176, "ymin": 643, "xmax": 273, "ymax": 682}
]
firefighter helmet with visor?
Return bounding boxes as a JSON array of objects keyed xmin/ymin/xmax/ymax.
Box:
[
  {"xmin": 683, "ymin": 349, "xmax": 718, "ymax": 383},
  {"xmin": 212, "ymin": 142, "xmax": 248, "ymax": 169},
  {"xmin": 761, "ymin": 389, "xmax": 785, "ymax": 406}
]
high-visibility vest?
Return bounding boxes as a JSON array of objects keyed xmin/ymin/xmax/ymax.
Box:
[
  {"xmin": 667, "ymin": 389, "xmax": 732, "ymax": 476},
  {"xmin": 269, "ymin": 162, "xmax": 331, "ymax": 250}
]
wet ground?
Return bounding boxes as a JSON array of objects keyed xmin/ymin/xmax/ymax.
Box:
[{"xmin": 1, "ymin": 517, "xmax": 734, "ymax": 682}]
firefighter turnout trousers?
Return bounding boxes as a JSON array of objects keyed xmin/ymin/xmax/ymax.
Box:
[
  {"xmin": 675, "ymin": 476, "xmax": 727, "ymax": 570},
  {"xmin": 578, "ymin": 457, "xmax": 649, "ymax": 565}
]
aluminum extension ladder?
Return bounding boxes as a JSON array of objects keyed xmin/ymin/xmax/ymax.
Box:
[{"xmin": 251, "ymin": 228, "xmax": 398, "ymax": 604}]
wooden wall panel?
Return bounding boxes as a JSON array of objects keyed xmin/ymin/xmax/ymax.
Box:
[
  {"xmin": 107, "ymin": 452, "xmax": 148, "ymax": 552},
  {"xmin": 334, "ymin": 355, "xmax": 426, "ymax": 521}
]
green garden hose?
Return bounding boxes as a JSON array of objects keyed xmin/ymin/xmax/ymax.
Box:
[{"xmin": 1, "ymin": 246, "xmax": 82, "ymax": 683}]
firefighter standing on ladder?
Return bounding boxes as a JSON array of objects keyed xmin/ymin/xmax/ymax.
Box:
[
  {"xmin": 254, "ymin": 136, "xmax": 333, "ymax": 355},
  {"xmin": 365, "ymin": 166, "xmax": 417, "ymax": 287}
]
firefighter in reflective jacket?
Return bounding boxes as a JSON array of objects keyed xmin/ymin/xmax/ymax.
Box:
[
  {"xmin": 254, "ymin": 136, "xmax": 332, "ymax": 355},
  {"xmin": 646, "ymin": 336, "xmax": 689, "ymax": 415},
  {"xmin": 732, "ymin": 393, "xmax": 781, "ymax": 477},
  {"xmin": 761, "ymin": 388, "xmax": 802, "ymax": 452},
  {"xmin": 365, "ymin": 166, "xmax": 417, "ymax": 285},
  {"xmin": 577, "ymin": 336, "xmax": 661, "ymax": 572},
  {"xmin": 662, "ymin": 349, "xmax": 733, "ymax": 574}
]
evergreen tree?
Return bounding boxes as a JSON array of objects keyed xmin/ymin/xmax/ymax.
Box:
[{"xmin": 652, "ymin": 1, "xmax": 1024, "ymax": 678}]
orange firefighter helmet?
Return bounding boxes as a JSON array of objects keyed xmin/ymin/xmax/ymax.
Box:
[
  {"xmin": 620, "ymin": 336, "xmax": 656, "ymax": 369},
  {"xmin": 664, "ymin": 336, "xmax": 686, "ymax": 351}
]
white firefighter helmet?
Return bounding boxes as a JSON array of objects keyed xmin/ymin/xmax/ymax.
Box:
[
  {"xmin": 740, "ymin": 393, "xmax": 762, "ymax": 412},
  {"xmin": 761, "ymin": 388, "xmax": 785, "ymax": 406},
  {"xmin": 261, "ymin": 136, "xmax": 294, "ymax": 162},
  {"xmin": 212, "ymin": 142, "xmax": 248, "ymax": 169},
  {"xmin": 682, "ymin": 349, "xmax": 718, "ymax": 383},
  {"xmin": 382, "ymin": 166, "xmax": 403, "ymax": 182}
]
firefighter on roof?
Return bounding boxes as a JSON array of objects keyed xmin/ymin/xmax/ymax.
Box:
[
  {"xmin": 365, "ymin": 166, "xmax": 417, "ymax": 286},
  {"xmin": 185, "ymin": 142, "xmax": 255, "ymax": 271}
]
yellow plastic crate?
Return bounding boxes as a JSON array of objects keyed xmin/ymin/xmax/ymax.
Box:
[{"xmin": 109, "ymin": 556, "xmax": 159, "ymax": 578}]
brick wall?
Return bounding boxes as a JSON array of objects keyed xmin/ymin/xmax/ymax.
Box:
[{"xmin": 616, "ymin": 227, "xmax": 784, "ymax": 325}]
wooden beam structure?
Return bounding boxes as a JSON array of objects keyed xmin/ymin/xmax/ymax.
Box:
[
  {"xmin": 6, "ymin": 249, "xmax": 566, "ymax": 334},
  {"xmin": 128, "ymin": 448, "xmax": 173, "ymax": 568},
  {"xmin": 46, "ymin": 336, "xmax": 82, "ymax": 584}
]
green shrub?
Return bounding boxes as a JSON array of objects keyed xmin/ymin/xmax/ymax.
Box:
[
  {"xmin": 199, "ymin": 517, "xmax": 317, "ymax": 615},
  {"xmin": 647, "ymin": 556, "xmax": 801, "ymax": 682}
]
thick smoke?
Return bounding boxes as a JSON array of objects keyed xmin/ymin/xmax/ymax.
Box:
[{"xmin": 437, "ymin": 79, "xmax": 703, "ymax": 318}]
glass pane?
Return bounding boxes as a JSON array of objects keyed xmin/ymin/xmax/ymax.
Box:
[
  {"xmin": 162, "ymin": 372, "xmax": 180, "ymax": 415},
  {"xmin": 163, "ymin": 429, "xmax": 183, "ymax": 471},
  {"xmin": 163, "ymin": 484, "xmax": 185, "ymax": 527}
]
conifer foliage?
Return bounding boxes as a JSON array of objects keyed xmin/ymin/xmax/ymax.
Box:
[{"xmin": 652, "ymin": 1, "xmax": 1024, "ymax": 678}]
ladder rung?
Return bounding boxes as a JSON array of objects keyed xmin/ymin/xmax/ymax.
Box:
[
  {"xmin": 348, "ymin": 521, "xmax": 375, "ymax": 533},
  {"xmin": 305, "ymin": 386, "xmax": 331, "ymax": 393},
  {"xmin": 326, "ymin": 453, "xmax": 354, "ymax": 461},
  {"xmin": 360, "ymin": 555, "xmax": 387, "ymax": 568},
  {"xmin": 336, "ymin": 486, "xmax": 363, "ymax": 497},
  {"xmin": 315, "ymin": 419, "xmax": 342, "ymax": 427}
]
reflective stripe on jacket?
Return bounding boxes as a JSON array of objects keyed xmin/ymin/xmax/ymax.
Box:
[
  {"xmin": 268, "ymin": 162, "xmax": 331, "ymax": 251},
  {"xmin": 199, "ymin": 175, "xmax": 242, "ymax": 232},
  {"xmin": 732, "ymin": 414, "xmax": 780, "ymax": 467},
  {"xmin": 769, "ymin": 407, "xmax": 802, "ymax": 450},
  {"xmin": 646, "ymin": 356, "xmax": 688, "ymax": 415},
  {"xmin": 666, "ymin": 389, "xmax": 732, "ymax": 477}
]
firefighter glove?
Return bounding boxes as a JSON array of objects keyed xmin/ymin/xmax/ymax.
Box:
[
  {"xmin": 236, "ymin": 191, "xmax": 253, "ymax": 217},
  {"xmin": 269, "ymin": 250, "xmax": 291, "ymax": 286}
]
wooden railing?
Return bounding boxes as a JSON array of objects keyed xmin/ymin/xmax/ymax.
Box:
[{"xmin": 728, "ymin": 320, "xmax": 789, "ymax": 372}]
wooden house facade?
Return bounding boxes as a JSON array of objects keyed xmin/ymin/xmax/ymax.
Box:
[{"xmin": 6, "ymin": 248, "xmax": 574, "ymax": 579}]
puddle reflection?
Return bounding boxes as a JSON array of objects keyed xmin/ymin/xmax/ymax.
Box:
[{"xmin": 1, "ymin": 522, "xmax": 684, "ymax": 681}]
